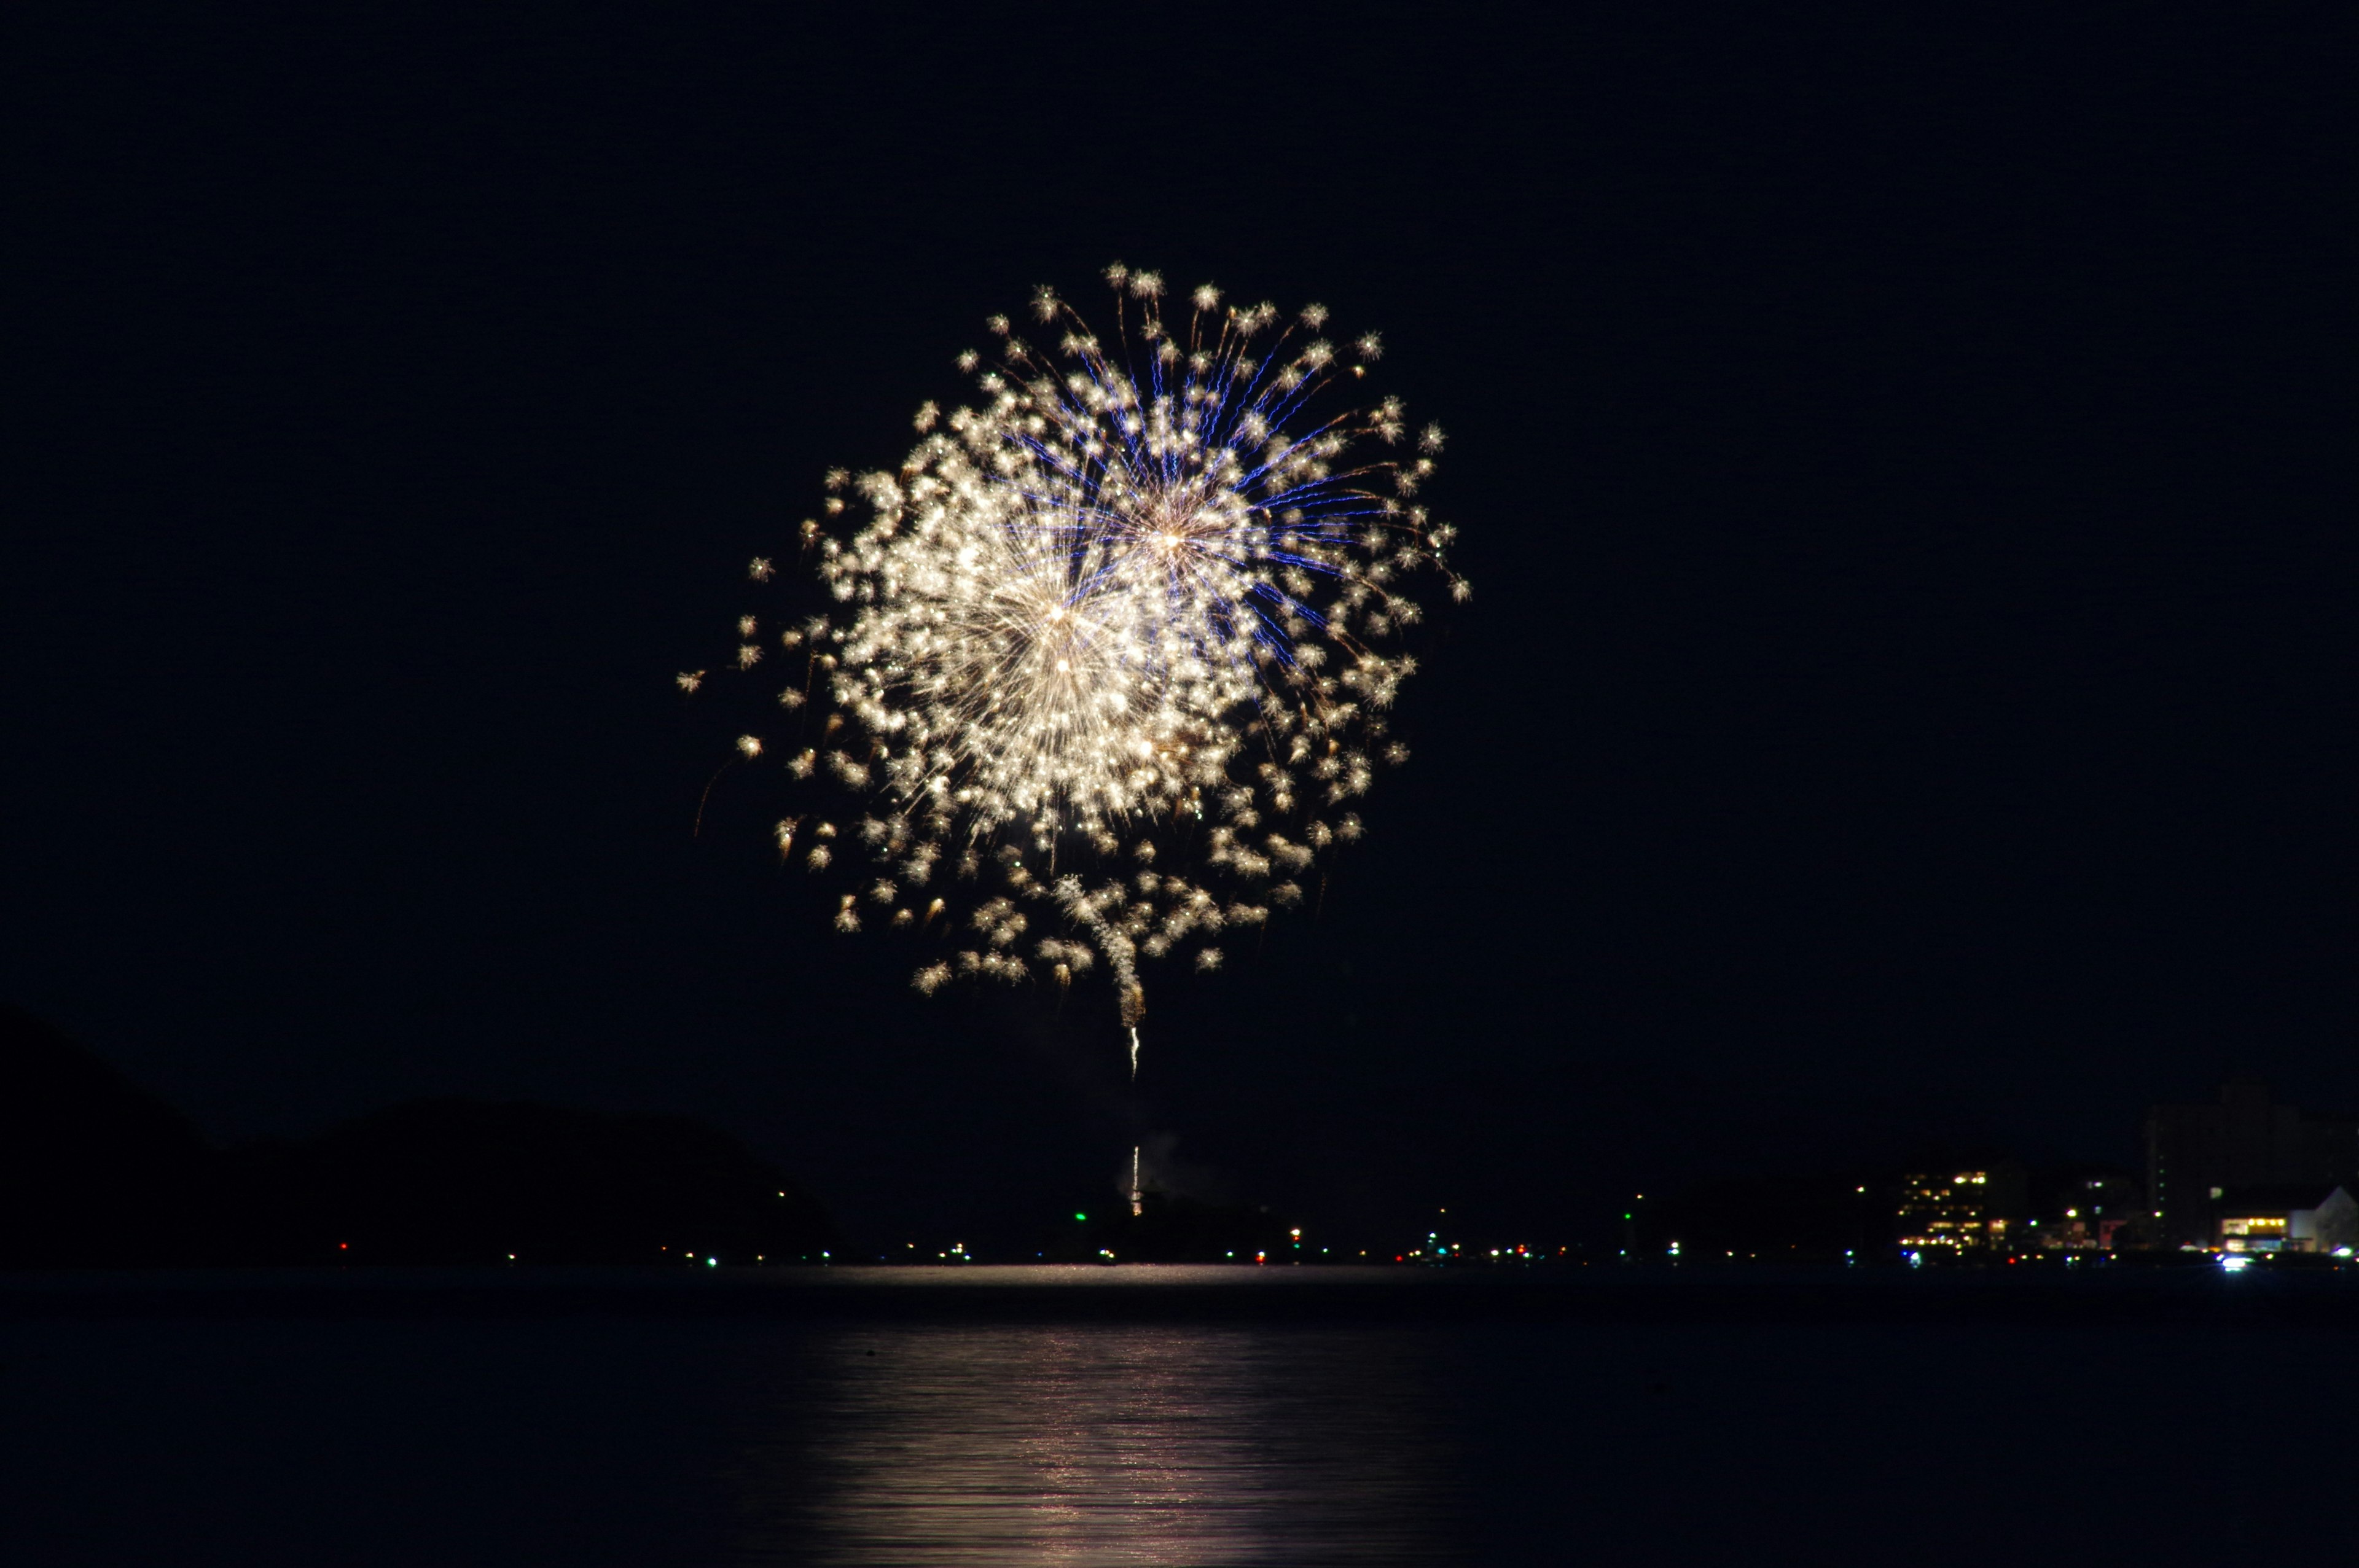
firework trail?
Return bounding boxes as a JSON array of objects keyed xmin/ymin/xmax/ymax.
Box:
[{"xmin": 688, "ymin": 265, "xmax": 1465, "ymax": 1064}]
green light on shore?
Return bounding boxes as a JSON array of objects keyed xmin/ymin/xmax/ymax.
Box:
[{"xmin": 1074, "ymin": 1212, "xmax": 1088, "ymax": 1223}]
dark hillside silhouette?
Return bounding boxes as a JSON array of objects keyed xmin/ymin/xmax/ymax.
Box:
[
  {"xmin": 2, "ymin": 1007, "xmax": 842, "ymax": 1267},
  {"xmin": 2, "ymin": 1005, "xmax": 211, "ymax": 1265},
  {"xmin": 217, "ymin": 1099, "xmax": 845, "ymax": 1265}
]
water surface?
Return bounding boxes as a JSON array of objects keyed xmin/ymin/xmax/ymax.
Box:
[{"xmin": 4, "ymin": 1266, "xmax": 2352, "ymax": 1565}]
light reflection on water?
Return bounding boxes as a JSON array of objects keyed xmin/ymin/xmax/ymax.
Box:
[
  {"xmin": 16, "ymin": 1271, "xmax": 2359, "ymax": 1565},
  {"xmin": 735, "ymin": 1324, "xmax": 1452, "ymax": 1566}
]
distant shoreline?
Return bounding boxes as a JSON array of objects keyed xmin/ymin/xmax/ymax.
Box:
[{"xmin": 9, "ymin": 1262, "xmax": 2357, "ymax": 1330}]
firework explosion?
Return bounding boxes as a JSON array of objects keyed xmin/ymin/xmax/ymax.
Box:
[{"xmin": 688, "ymin": 265, "xmax": 1465, "ymax": 1051}]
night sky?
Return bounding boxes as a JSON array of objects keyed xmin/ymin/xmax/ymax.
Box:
[{"xmin": 10, "ymin": 10, "xmax": 2350, "ymax": 1249}]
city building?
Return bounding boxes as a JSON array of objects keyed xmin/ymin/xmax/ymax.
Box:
[
  {"xmin": 2145, "ymin": 1083, "xmax": 2359, "ymax": 1249},
  {"xmin": 1896, "ymin": 1164, "xmax": 2027, "ymax": 1260},
  {"xmin": 2214, "ymin": 1185, "xmax": 2358, "ymax": 1255},
  {"xmin": 2031, "ymin": 1168, "xmax": 2144, "ymax": 1252}
]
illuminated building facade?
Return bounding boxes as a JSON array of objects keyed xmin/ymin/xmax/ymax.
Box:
[
  {"xmin": 2145, "ymin": 1083, "xmax": 2359, "ymax": 1250},
  {"xmin": 1895, "ymin": 1166, "xmax": 2026, "ymax": 1260},
  {"xmin": 2213, "ymin": 1185, "xmax": 2358, "ymax": 1255}
]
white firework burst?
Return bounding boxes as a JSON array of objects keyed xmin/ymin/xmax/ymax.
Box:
[{"xmin": 699, "ymin": 267, "xmax": 1465, "ymax": 1031}]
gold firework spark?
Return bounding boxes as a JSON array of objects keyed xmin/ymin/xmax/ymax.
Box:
[{"xmin": 698, "ymin": 267, "xmax": 1465, "ymax": 1034}]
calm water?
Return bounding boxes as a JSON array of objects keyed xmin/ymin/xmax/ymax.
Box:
[{"xmin": 4, "ymin": 1266, "xmax": 2355, "ymax": 1564}]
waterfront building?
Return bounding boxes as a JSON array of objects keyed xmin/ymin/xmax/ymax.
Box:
[
  {"xmin": 2145, "ymin": 1083, "xmax": 2359, "ymax": 1250},
  {"xmin": 2032, "ymin": 1168, "xmax": 2143, "ymax": 1252},
  {"xmin": 2213, "ymin": 1185, "xmax": 2358, "ymax": 1255},
  {"xmin": 1895, "ymin": 1166, "xmax": 2025, "ymax": 1259}
]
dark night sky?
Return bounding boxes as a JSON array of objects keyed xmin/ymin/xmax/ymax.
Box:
[{"xmin": 8, "ymin": 9, "xmax": 2352, "ymax": 1248}]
